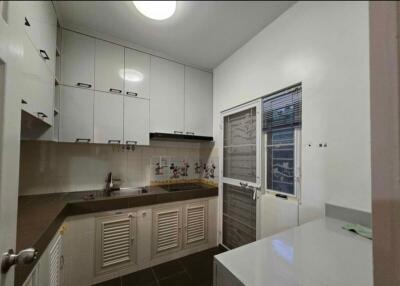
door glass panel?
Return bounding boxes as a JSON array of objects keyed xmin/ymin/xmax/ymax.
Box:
[
  {"xmin": 222, "ymin": 183, "xmax": 256, "ymax": 249},
  {"xmin": 223, "ymin": 107, "xmax": 257, "ymax": 182}
]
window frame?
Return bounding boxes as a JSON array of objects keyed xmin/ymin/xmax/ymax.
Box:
[{"xmin": 264, "ymin": 127, "xmax": 301, "ymax": 198}]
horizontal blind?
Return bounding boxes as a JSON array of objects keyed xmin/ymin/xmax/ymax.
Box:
[{"xmin": 263, "ymin": 85, "xmax": 302, "ymax": 132}]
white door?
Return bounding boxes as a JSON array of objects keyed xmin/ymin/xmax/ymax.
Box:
[
  {"xmin": 184, "ymin": 67, "xmax": 213, "ymax": 137},
  {"xmin": 124, "ymin": 96, "xmax": 149, "ymax": 145},
  {"xmin": 124, "ymin": 48, "xmax": 150, "ymax": 99},
  {"xmin": 59, "ymin": 85, "xmax": 94, "ymax": 143},
  {"xmin": 95, "ymin": 39, "xmax": 124, "ymax": 94},
  {"xmin": 150, "ymin": 56, "xmax": 184, "ymax": 134},
  {"xmin": 0, "ymin": 2, "xmax": 25, "ymax": 285},
  {"xmin": 183, "ymin": 201, "xmax": 208, "ymax": 248},
  {"xmin": 220, "ymin": 100, "xmax": 261, "ymax": 249},
  {"xmin": 61, "ymin": 30, "xmax": 95, "ymax": 89},
  {"xmin": 94, "ymin": 91, "xmax": 123, "ymax": 144}
]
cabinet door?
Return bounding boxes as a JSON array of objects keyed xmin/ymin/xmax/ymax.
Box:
[
  {"xmin": 59, "ymin": 86, "xmax": 94, "ymax": 143},
  {"xmin": 152, "ymin": 207, "xmax": 182, "ymax": 257},
  {"xmin": 124, "ymin": 96, "xmax": 149, "ymax": 145},
  {"xmin": 61, "ymin": 30, "xmax": 95, "ymax": 89},
  {"xmin": 95, "ymin": 213, "xmax": 136, "ymax": 274},
  {"xmin": 22, "ymin": 1, "xmax": 57, "ymax": 74},
  {"xmin": 94, "ymin": 91, "xmax": 123, "ymax": 144},
  {"xmin": 124, "ymin": 48, "xmax": 150, "ymax": 99},
  {"xmin": 150, "ymin": 56, "xmax": 184, "ymax": 134},
  {"xmin": 184, "ymin": 67, "xmax": 213, "ymax": 137},
  {"xmin": 183, "ymin": 201, "xmax": 208, "ymax": 248},
  {"xmin": 95, "ymin": 40, "xmax": 124, "ymax": 94},
  {"xmin": 49, "ymin": 234, "xmax": 63, "ymax": 286}
]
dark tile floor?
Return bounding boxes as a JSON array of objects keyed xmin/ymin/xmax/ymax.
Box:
[{"xmin": 94, "ymin": 246, "xmax": 226, "ymax": 286}]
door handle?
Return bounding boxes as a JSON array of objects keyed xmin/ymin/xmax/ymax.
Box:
[
  {"xmin": 1, "ymin": 248, "xmax": 38, "ymax": 273},
  {"xmin": 39, "ymin": 50, "xmax": 50, "ymax": 60},
  {"xmin": 76, "ymin": 138, "xmax": 91, "ymax": 143},
  {"xmin": 126, "ymin": 91, "xmax": 137, "ymax": 97},
  {"xmin": 109, "ymin": 88, "xmax": 122, "ymax": 94},
  {"xmin": 76, "ymin": 82, "xmax": 92, "ymax": 89}
]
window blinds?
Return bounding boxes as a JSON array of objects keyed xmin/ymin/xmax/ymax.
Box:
[{"xmin": 262, "ymin": 85, "xmax": 302, "ymax": 132}]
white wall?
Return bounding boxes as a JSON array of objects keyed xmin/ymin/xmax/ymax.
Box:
[{"xmin": 213, "ymin": 1, "xmax": 371, "ymax": 223}]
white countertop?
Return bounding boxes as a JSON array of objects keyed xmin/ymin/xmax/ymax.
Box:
[{"xmin": 215, "ymin": 218, "xmax": 372, "ymax": 286}]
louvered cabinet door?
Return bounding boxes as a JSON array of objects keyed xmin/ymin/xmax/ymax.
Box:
[
  {"xmin": 183, "ymin": 202, "xmax": 208, "ymax": 248},
  {"xmin": 49, "ymin": 234, "xmax": 63, "ymax": 286},
  {"xmin": 95, "ymin": 213, "xmax": 136, "ymax": 274},
  {"xmin": 152, "ymin": 207, "xmax": 182, "ymax": 257}
]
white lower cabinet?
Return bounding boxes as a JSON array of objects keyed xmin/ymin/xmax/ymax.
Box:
[
  {"xmin": 59, "ymin": 85, "xmax": 94, "ymax": 143},
  {"xmin": 94, "ymin": 91, "xmax": 124, "ymax": 144},
  {"xmin": 152, "ymin": 207, "xmax": 183, "ymax": 257},
  {"xmin": 183, "ymin": 201, "xmax": 208, "ymax": 248},
  {"xmin": 95, "ymin": 212, "xmax": 137, "ymax": 275},
  {"xmin": 123, "ymin": 96, "xmax": 150, "ymax": 145}
]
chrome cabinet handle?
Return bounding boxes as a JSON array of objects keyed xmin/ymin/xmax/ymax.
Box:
[
  {"xmin": 76, "ymin": 82, "xmax": 92, "ymax": 89},
  {"xmin": 39, "ymin": 50, "xmax": 50, "ymax": 60},
  {"xmin": 126, "ymin": 92, "xmax": 138, "ymax": 97},
  {"xmin": 21, "ymin": 99, "xmax": 27, "ymax": 104},
  {"xmin": 186, "ymin": 132, "xmax": 195, "ymax": 135},
  {"xmin": 239, "ymin": 182, "xmax": 248, "ymax": 188},
  {"xmin": 174, "ymin": 131, "xmax": 184, "ymax": 134},
  {"xmin": 126, "ymin": 140, "xmax": 137, "ymax": 145},
  {"xmin": 75, "ymin": 138, "xmax": 91, "ymax": 143},
  {"xmin": 109, "ymin": 88, "xmax": 122, "ymax": 94},
  {"xmin": 108, "ymin": 140, "xmax": 121, "ymax": 144},
  {"xmin": 1, "ymin": 248, "xmax": 38, "ymax": 273},
  {"xmin": 37, "ymin": 112, "xmax": 48, "ymax": 119}
]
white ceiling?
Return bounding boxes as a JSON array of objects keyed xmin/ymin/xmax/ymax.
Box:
[{"xmin": 54, "ymin": 1, "xmax": 295, "ymax": 70}]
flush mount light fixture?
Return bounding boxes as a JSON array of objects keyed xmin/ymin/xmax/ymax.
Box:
[{"xmin": 133, "ymin": 1, "xmax": 176, "ymax": 20}]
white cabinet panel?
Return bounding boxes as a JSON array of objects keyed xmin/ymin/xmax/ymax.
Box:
[
  {"xmin": 95, "ymin": 212, "xmax": 136, "ymax": 275},
  {"xmin": 95, "ymin": 40, "xmax": 124, "ymax": 94},
  {"xmin": 61, "ymin": 30, "xmax": 95, "ymax": 89},
  {"xmin": 59, "ymin": 86, "xmax": 94, "ymax": 143},
  {"xmin": 22, "ymin": 1, "xmax": 57, "ymax": 74},
  {"xmin": 152, "ymin": 207, "xmax": 182, "ymax": 257},
  {"xmin": 184, "ymin": 67, "xmax": 213, "ymax": 137},
  {"xmin": 124, "ymin": 48, "xmax": 150, "ymax": 99},
  {"xmin": 150, "ymin": 56, "xmax": 184, "ymax": 134},
  {"xmin": 94, "ymin": 91, "xmax": 123, "ymax": 144},
  {"xmin": 49, "ymin": 234, "xmax": 63, "ymax": 286},
  {"xmin": 183, "ymin": 201, "xmax": 208, "ymax": 248},
  {"xmin": 124, "ymin": 96, "xmax": 149, "ymax": 145}
]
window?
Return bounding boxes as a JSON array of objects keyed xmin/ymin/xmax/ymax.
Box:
[{"xmin": 263, "ymin": 85, "xmax": 301, "ymax": 196}]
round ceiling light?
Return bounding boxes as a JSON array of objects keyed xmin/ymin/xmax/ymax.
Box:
[{"xmin": 133, "ymin": 1, "xmax": 176, "ymax": 20}]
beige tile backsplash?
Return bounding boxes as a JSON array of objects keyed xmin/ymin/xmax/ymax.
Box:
[{"xmin": 19, "ymin": 140, "xmax": 218, "ymax": 195}]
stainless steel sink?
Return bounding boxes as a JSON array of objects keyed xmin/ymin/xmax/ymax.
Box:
[{"xmin": 109, "ymin": 187, "xmax": 148, "ymax": 197}]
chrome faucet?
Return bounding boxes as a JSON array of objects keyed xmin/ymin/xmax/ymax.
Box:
[{"xmin": 104, "ymin": 172, "xmax": 115, "ymax": 195}]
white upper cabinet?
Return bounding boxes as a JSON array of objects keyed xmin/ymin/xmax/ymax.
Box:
[
  {"xmin": 150, "ymin": 56, "xmax": 185, "ymax": 134},
  {"xmin": 22, "ymin": 1, "xmax": 57, "ymax": 74},
  {"xmin": 61, "ymin": 30, "xmax": 95, "ymax": 89},
  {"xmin": 124, "ymin": 96, "xmax": 149, "ymax": 145},
  {"xmin": 94, "ymin": 91, "xmax": 124, "ymax": 144},
  {"xmin": 124, "ymin": 48, "xmax": 150, "ymax": 99},
  {"xmin": 95, "ymin": 40, "xmax": 124, "ymax": 94},
  {"xmin": 59, "ymin": 85, "xmax": 94, "ymax": 143},
  {"xmin": 184, "ymin": 67, "xmax": 213, "ymax": 137}
]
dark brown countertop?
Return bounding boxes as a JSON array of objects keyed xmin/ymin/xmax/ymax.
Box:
[{"xmin": 15, "ymin": 183, "xmax": 218, "ymax": 286}]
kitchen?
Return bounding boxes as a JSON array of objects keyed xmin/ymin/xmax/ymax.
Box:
[{"xmin": 0, "ymin": 1, "xmax": 398, "ymax": 286}]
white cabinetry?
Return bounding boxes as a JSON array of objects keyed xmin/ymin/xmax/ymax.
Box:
[
  {"xmin": 95, "ymin": 212, "xmax": 137, "ymax": 275},
  {"xmin": 150, "ymin": 56, "xmax": 185, "ymax": 134},
  {"xmin": 184, "ymin": 67, "xmax": 213, "ymax": 137},
  {"xmin": 124, "ymin": 48, "xmax": 150, "ymax": 99},
  {"xmin": 61, "ymin": 30, "xmax": 95, "ymax": 89},
  {"xmin": 94, "ymin": 91, "xmax": 124, "ymax": 144},
  {"xmin": 152, "ymin": 207, "xmax": 182, "ymax": 257},
  {"xmin": 124, "ymin": 96, "xmax": 149, "ymax": 145},
  {"xmin": 59, "ymin": 85, "xmax": 94, "ymax": 143},
  {"xmin": 183, "ymin": 201, "xmax": 208, "ymax": 248},
  {"xmin": 95, "ymin": 40, "xmax": 124, "ymax": 94}
]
